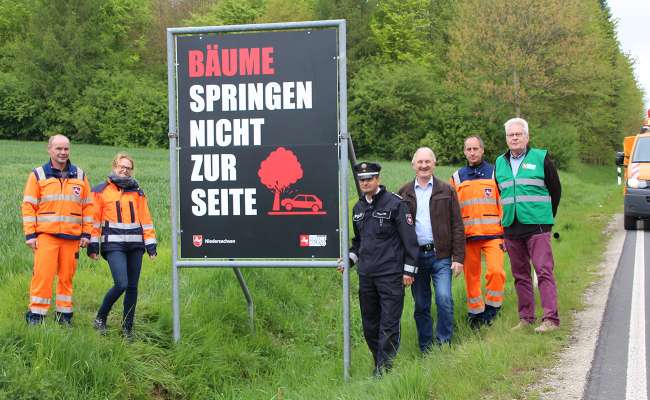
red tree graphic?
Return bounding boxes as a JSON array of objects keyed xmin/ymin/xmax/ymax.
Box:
[{"xmin": 258, "ymin": 147, "xmax": 303, "ymax": 211}]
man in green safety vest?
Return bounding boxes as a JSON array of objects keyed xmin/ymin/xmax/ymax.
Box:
[{"xmin": 494, "ymin": 118, "xmax": 562, "ymax": 334}]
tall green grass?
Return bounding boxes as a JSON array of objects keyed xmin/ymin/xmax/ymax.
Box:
[{"xmin": 0, "ymin": 140, "xmax": 621, "ymax": 399}]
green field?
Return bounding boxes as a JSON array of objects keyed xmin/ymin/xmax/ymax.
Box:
[{"xmin": 0, "ymin": 140, "xmax": 622, "ymax": 399}]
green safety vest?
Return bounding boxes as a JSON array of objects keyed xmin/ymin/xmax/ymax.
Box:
[{"xmin": 495, "ymin": 148, "xmax": 553, "ymax": 227}]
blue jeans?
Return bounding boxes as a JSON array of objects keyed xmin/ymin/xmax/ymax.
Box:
[
  {"xmin": 97, "ymin": 250, "xmax": 143, "ymax": 330},
  {"xmin": 411, "ymin": 253, "xmax": 453, "ymax": 350}
]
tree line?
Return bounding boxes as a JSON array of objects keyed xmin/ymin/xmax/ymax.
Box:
[{"xmin": 0, "ymin": 0, "xmax": 644, "ymax": 167}]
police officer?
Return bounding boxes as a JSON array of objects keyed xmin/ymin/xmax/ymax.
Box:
[{"xmin": 341, "ymin": 162, "xmax": 419, "ymax": 376}]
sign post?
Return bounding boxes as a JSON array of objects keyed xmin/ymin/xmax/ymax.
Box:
[{"xmin": 167, "ymin": 20, "xmax": 350, "ymax": 380}]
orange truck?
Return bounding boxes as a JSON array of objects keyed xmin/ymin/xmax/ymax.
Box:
[{"xmin": 617, "ymin": 109, "xmax": 650, "ymax": 230}]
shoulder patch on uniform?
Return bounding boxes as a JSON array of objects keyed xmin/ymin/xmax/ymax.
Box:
[
  {"xmin": 92, "ymin": 182, "xmax": 109, "ymax": 193},
  {"xmin": 406, "ymin": 213, "xmax": 414, "ymax": 225},
  {"xmin": 391, "ymin": 192, "xmax": 403, "ymax": 200}
]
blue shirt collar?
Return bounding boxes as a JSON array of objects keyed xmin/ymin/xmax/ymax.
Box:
[{"xmin": 414, "ymin": 177, "xmax": 433, "ymax": 189}]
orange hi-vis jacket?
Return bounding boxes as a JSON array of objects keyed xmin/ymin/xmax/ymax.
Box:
[
  {"xmin": 88, "ymin": 179, "xmax": 157, "ymax": 256},
  {"xmin": 22, "ymin": 161, "xmax": 93, "ymax": 241},
  {"xmin": 450, "ymin": 161, "xmax": 504, "ymax": 239}
]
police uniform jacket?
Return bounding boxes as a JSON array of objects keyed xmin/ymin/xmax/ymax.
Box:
[{"xmin": 349, "ymin": 186, "xmax": 419, "ymax": 277}]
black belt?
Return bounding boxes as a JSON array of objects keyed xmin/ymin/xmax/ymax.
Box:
[{"xmin": 420, "ymin": 243, "xmax": 435, "ymax": 252}]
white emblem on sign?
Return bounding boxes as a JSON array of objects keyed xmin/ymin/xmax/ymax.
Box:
[{"xmin": 299, "ymin": 234, "xmax": 327, "ymax": 247}]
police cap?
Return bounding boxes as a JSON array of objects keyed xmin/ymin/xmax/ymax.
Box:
[{"xmin": 353, "ymin": 162, "xmax": 381, "ymax": 179}]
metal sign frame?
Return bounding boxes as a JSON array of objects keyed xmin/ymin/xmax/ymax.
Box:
[{"xmin": 166, "ymin": 20, "xmax": 351, "ymax": 379}]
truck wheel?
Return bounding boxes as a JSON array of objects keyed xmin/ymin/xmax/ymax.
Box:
[{"xmin": 624, "ymin": 214, "xmax": 636, "ymax": 230}]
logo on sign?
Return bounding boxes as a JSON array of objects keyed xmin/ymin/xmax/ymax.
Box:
[
  {"xmin": 299, "ymin": 234, "xmax": 327, "ymax": 247},
  {"xmin": 193, "ymin": 235, "xmax": 203, "ymax": 247},
  {"xmin": 299, "ymin": 234, "xmax": 310, "ymax": 247}
]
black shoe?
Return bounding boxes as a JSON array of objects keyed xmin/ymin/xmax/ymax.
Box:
[
  {"xmin": 483, "ymin": 305, "xmax": 501, "ymax": 325},
  {"xmin": 93, "ymin": 317, "xmax": 107, "ymax": 334},
  {"xmin": 25, "ymin": 311, "xmax": 44, "ymax": 326},
  {"xmin": 468, "ymin": 313, "xmax": 485, "ymax": 330},
  {"xmin": 55, "ymin": 312, "xmax": 73, "ymax": 326},
  {"xmin": 121, "ymin": 326, "xmax": 134, "ymax": 341}
]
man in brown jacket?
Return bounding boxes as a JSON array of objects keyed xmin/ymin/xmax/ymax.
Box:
[{"xmin": 398, "ymin": 147, "xmax": 465, "ymax": 350}]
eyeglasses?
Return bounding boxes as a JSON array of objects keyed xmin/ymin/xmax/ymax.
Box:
[
  {"xmin": 117, "ymin": 165, "xmax": 133, "ymax": 171},
  {"xmin": 506, "ymin": 132, "xmax": 525, "ymax": 138}
]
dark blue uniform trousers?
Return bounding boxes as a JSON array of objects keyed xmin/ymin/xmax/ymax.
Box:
[{"xmin": 359, "ymin": 273, "xmax": 405, "ymax": 371}]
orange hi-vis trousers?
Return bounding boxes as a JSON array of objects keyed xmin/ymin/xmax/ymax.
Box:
[
  {"xmin": 464, "ymin": 238, "xmax": 506, "ymax": 315},
  {"xmin": 29, "ymin": 234, "xmax": 79, "ymax": 316}
]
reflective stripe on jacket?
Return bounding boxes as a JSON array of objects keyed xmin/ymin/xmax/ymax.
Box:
[
  {"xmin": 495, "ymin": 148, "xmax": 553, "ymax": 227},
  {"xmin": 450, "ymin": 162, "xmax": 503, "ymax": 238},
  {"xmin": 22, "ymin": 161, "xmax": 93, "ymax": 240},
  {"xmin": 88, "ymin": 180, "xmax": 157, "ymax": 255}
]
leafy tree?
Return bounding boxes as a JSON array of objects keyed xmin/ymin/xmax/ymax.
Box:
[
  {"xmin": 314, "ymin": 0, "xmax": 379, "ymax": 76},
  {"xmin": 256, "ymin": 0, "xmax": 315, "ymax": 23},
  {"xmin": 349, "ymin": 62, "xmax": 439, "ymax": 160},
  {"xmin": 370, "ymin": 0, "xmax": 433, "ymax": 64},
  {"xmin": 182, "ymin": 0, "xmax": 264, "ymax": 26},
  {"xmin": 446, "ymin": 0, "xmax": 642, "ymax": 164},
  {"xmin": 7, "ymin": 0, "xmax": 152, "ymax": 138},
  {"xmin": 72, "ymin": 71, "xmax": 168, "ymax": 147}
]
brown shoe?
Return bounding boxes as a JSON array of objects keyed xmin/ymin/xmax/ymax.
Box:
[
  {"xmin": 534, "ymin": 320, "xmax": 559, "ymax": 333},
  {"xmin": 511, "ymin": 320, "xmax": 532, "ymax": 331}
]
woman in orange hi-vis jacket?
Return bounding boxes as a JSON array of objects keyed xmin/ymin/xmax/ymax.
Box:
[{"xmin": 87, "ymin": 153, "xmax": 157, "ymax": 338}]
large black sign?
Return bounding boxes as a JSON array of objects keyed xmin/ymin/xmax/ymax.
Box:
[{"xmin": 176, "ymin": 29, "xmax": 340, "ymax": 259}]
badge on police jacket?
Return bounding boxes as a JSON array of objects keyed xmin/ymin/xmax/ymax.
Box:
[{"xmin": 406, "ymin": 213, "xmax": 414, "ymax": 225}]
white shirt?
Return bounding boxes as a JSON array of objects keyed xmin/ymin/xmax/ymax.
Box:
[{"xmin": 414, "ymin": 177, "xmax": 434, "ymax": 246}]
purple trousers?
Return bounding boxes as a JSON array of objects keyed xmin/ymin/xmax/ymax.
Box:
[{"xmin": 505, "ymin": 232, "xmax": 559, "ymax": 325}]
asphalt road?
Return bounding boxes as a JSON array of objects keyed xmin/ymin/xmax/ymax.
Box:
[{"xmin": 585, "ymin": 222, "xmax": 648, "ymax": 400}]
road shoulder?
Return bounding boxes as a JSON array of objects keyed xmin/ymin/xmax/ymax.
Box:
[{"xmin": 529, "ymin": 213, "xmax": 626, "ymax": 399}]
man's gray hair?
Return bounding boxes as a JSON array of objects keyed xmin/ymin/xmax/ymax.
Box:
[
  {"xmin": 412, "ymin": 147, "xmax": 436, "ymax": 163},
  {"xmin": 504, "ymin": 118, "xmax": 529, "ymax": 136},
  {"xmin": 464, "ymin": 135, "xmax": 485, "ymax": 149},
  {"xmin": 48, "ymin": 134, "xmax": 70, "ymax": 147}
]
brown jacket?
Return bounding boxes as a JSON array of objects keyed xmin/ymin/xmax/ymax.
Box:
[{"xmin": 398, "ymin": 177, "xmax": 465, "ymax": 264}]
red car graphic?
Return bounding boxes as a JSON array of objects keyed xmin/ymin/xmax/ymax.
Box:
[{"xmin": 281, "ymin": 194, "xmax": 323, "ymax": 212}]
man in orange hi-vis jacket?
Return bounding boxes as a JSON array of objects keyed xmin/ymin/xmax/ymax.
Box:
[
  {"xmin": 22, "ymin": 135, "xmax": 93, "ymax": 325},
  {"xmin": 450, "ymin": 136, "xmax": 506, "ymax": 329}
]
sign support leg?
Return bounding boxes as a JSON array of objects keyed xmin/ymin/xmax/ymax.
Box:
[{"xmin": 233, "ymin": 267, "xmax": 255, "ymax": 334}]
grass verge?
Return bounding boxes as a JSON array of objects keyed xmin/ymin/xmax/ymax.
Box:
[{"xmin": 0, "ymin": 140, "xmax": 621, "ymax": 399}]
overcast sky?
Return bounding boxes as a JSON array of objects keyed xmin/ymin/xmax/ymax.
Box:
[{"xmin": 608, "ymin": 0, "xmax": 650, "ymax": 111}]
